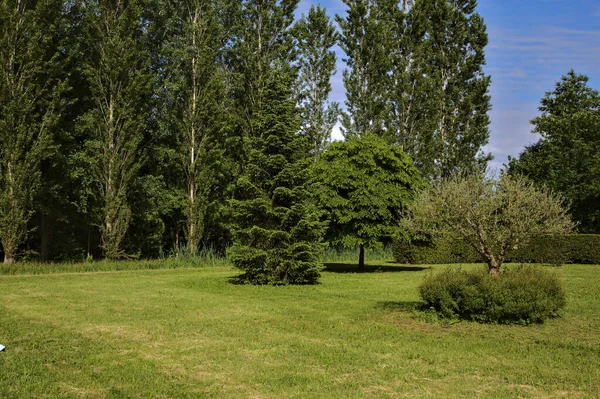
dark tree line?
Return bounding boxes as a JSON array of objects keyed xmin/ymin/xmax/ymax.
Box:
[{"xmin": 0, "ymin": 0, "xmax": 493, "ymax": 283}]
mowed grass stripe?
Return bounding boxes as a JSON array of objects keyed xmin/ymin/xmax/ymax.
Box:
[{"xmin": 1, "ymin": 262, "xmax": 599, "ymax": 398}]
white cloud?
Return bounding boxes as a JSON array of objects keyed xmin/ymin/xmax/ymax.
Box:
[{"xmin": 330, "ymin": 121, "xmax": 344, "ymax": 142}]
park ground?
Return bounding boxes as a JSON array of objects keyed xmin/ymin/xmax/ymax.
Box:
[{"xmin": 1, "ymin": 261, "xmax": 599, "ymax": 398}]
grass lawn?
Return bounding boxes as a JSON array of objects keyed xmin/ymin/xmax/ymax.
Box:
[{"xmin": 1, "ymin": 261, "xmax": 599, "ymax": 398}]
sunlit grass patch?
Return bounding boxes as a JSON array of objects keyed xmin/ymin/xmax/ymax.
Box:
[{"xmin": 1, "ymin": 262, "xmax": 599, "ymax": 398}]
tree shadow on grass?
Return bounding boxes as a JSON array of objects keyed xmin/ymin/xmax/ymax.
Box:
[
  {"xmin": 323, "ymin": 263, "xmax": 430, "ymax": 274},
  {"xmin": 375, "ymin": 301, "xmax": 424, "ymax": 312}
]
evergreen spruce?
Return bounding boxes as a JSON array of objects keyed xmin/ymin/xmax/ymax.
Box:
[{"xmin": 228, "ymin": 0, "xmax": 324, "ymax": 285}]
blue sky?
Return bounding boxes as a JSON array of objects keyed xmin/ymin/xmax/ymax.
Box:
[{"xmin": 296, "ymin": 0, "xmax": 600, "ymax": 170}]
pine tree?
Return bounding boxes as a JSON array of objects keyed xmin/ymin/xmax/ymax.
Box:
[
  {"xmin": 0, "ymin": 0, "xmax": 66, "ymax": 263},
  {"xmin": 79, "ymin": 0, "xmax": 152, "ymax": 259},
  {"xmin": 336, "ymin": 0, "xmax": 397, "ymax": 140},
  {"xmin": 228, "ymin": 0, "xmax": 324, "ymax": 285},
  {"xmin": 294, "ymin": 5, "xmax": 340, "ymax": 155}
]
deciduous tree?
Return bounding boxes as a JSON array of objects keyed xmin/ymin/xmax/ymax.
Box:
[
  {"xmin": 313, "ymin": 134, "xmax": 423, "ymax": 271},
  {"xmin": 399, "ymin": 0, "xmax": 492, "ymax": 180},
  {"xmin": 79, "ymin": 0, "xmax": 152, "ymax": 259},
  {"xmin": 405, "ymin": 173, "xmax": 574, "ymax": 274},
  {"xmin": 336, "ymin": 0, "xmax": 396, "ymax": 140},
  {"xmin": 0, "ymin": 0, "xmax": 66, "ymax": 263},
  {"xmin": 160, "ymin": 0, "xmax": 234, "ymax": 255},
  {"xmin": 294, "ymin": 5, "xmax": 340, "ymax": 154},
  {"xmin": 508, "ymin": 71, "xmax": 600, "ymax": 233}
]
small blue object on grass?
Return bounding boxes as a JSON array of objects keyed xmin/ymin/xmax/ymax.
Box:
[{"xmin": 0, "ymin": 344, "xmax": 5, "ymax": 351}]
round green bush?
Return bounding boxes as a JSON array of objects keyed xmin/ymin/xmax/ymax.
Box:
[{"xmin": 419, "ymin": 265, "xmax": 566, "ymax": 324}]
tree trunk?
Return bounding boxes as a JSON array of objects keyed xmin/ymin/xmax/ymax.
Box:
[
  {"xmin": 40, "ymin": 214, "xmax": 52, "ymax": 262},
  {"xmin": 358, "ymin": 244, "xmax": 365, "ymax": 272},
  {"xmin": 487, "ymin": 258, "xmax": 501, "ymax": 275},
  {"xmin": 175, "ymin": 229, "xmax": 180, "ymax": 258},
  {"xmin": 4, "ymin": 252, "xmax": 14, "ymax": 264},
  {"xmin": 87, "ymin": 229, "xmax": 91, "ymax": 260}
]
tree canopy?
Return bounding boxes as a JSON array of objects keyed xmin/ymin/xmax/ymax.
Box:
[
  {"xmin": 508, "ymin": 71, "xmax": 600, "ymax": 233},
  {"xmin": 312, "ymin": 134, "xmax": 423, "ymax": 271}
]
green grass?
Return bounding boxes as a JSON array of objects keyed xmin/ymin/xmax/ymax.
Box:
[
  {"xmin": 0, "ymin": 257, "xmax": 229, "ymax": 276},
  {"xmin": 1, "ymin": 261, "xmax": 599, "ymax": 398}
]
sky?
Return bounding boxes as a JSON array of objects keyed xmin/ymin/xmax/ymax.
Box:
[{"xmin": 295, "ymin": 0, "xmax": 600, "ymax": 171}]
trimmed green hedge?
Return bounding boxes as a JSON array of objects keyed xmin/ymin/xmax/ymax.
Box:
[
  {"xmin": 393, "ymin": 235, "xmax": 600, "ymax": 265},
  {"xmin": 393, "ymin": 237, "xmax": 479, "ymax": 264}
]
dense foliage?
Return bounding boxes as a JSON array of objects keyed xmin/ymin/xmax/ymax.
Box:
[
  {"xmin": 0, "ymin": 0, "xmax": 496, "ymax": 275},
  {"xmin": 337, "ymin": 0, "xmax": 492, "ymax": 180},
  {"xmin": 419, "ymin": 266, "xmax": 567, "ymax": 324},
  {"xmin": 312, "ymin": 134, "xmax": 423, "ymax": 270},
  {"xmin": 294, "ymin": 5, "xmax": 340, "ymax": 154},
  {"xmin": 227, "ymin": 0, "xmax": 325, "ymax": 285},
  {"xmin": 393, "ymin": 236, "xmax": 480, "ymax": 265},
  {"xmin": 394, "ymin": 234, "xmax": 600, "ymax": 265},
  {"xmin": 0, "ymin": 0, "xmax": 67, "ymax": 263},
  {"xmin": 508, "ymin": 234, "xmax": 600, "ymax": 265},
  {"xmin": 508, "ymin": 71, "xmax": 600, "ymax": 233}
]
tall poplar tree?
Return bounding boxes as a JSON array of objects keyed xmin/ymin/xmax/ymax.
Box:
[
  {"xmin": 336, "ymin": 0, "xmax": 396, "ymax": 140},
  {"xmin": 386, "ymin": 0, "xmax": 440, "ymax": 171},
  {"xmin": 0, "ymin": 0, "xmax": 66, "ymax": 263},
  {"xmin": 406, "ymin": 0, "xmax": 492, "ymax": 180},
  {"xmin": 160, "ymin": 0, "xmax": 234, "ymax": 255},
  {"xmin": 228, "ymin": 0, "xmax": 324, "ymax": 285},
  {"xmin": 80, "ymin": 0, "xmax": 152, "ymax": 259},
  {"xmin": 294, "ymin": 5, "xmax": 340, "ymax": 154}
]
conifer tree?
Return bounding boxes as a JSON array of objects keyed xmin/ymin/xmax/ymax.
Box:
[
  {"xmin": 79, "ymin": 0, "xmax": 152, "ymax": 259},
  {"xmin": 294, "ymin": 5, "xmax": 340, "ymax": 154},
  {"xmin": 228, "ymin": 0, "xmax": 324, "ymax": 285},
  {"xmin": 0, "ymin": 0, "xmax": 66, "ymax": 263}
]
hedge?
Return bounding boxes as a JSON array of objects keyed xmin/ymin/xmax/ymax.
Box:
[{"xmin": 393, "ymin": 234, "xmax": 600, "ymax": 265}]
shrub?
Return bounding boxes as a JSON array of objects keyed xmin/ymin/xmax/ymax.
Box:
[
  {"xmin": 394, "ymin": 234, "xmax": 600, "ymax": 265},
  {"xmin": 392, "ymin": 237, "xmax": 479, "ymax": 265},
  {"xmin": 567, "ymin": 235, "xmax": 600, "ymax": 264},
  {"xmin": 507, "ymin": 234, "xmax": 600, "ymax": 265},
  {"xmin": 419, "ymin": 265, "xmax": 566, "ymax": 324},
  {"xmin": 505, "ymin": 235, "xmax": 570, "ymax": 265}
]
